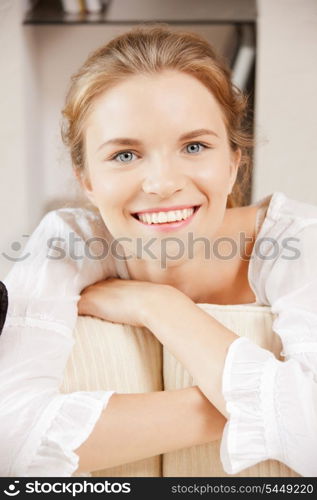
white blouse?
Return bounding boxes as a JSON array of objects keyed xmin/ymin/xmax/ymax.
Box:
[{"xmin": 1, "ymin": 191, "xmax": 317, "ymax": 477}]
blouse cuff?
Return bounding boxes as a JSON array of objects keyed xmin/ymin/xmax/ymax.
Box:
[
  {"xmin": 5, "ymin": 296, "xmax": 81, "ymax": 334},
  {"xmin": 14, "ymin": 390, "xmax": 115, "ymax": 477},
  {"xmin": 220, "ymin": 337, "xmax": 283, "ymax": 474}
]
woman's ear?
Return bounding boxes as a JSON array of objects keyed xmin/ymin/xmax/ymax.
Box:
[
  {"xmin": 73, "ymin": 167, "xmax": 97, "ymax": 206},
  {"xmin": 228, "ymin": 148, "xmax": 241, "ymax": 195}
]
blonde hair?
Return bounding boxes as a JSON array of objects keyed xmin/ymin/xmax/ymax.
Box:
[{"xmin": 61, "ymin": 24, "xmax": 253, "ymax": 208}]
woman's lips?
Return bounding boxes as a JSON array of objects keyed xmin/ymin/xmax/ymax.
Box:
[{"xmin": 132, "ymin": 205, "xmax": 201, "ymax": 232}]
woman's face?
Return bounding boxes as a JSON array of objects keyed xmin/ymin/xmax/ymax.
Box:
[{"xmin": 82, "ymin": 70, "xmax": 240, "ymax": 262}]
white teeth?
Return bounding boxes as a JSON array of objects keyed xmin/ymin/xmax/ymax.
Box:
[
  {"xmin": 158, "ymin": 212, "xmax": 168, "ymax": 223},
  {"xmin": 145, "ymin": 213, "xmax": 152, "ymax": 224},
  {"xmin": 137, "ymin": 207, "xmax": 195, "ymax": 224}
]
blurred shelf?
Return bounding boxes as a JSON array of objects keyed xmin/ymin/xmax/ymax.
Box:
[{"xmin": 24, "ymin": 0, "xmax": 256, "ymax": 26}]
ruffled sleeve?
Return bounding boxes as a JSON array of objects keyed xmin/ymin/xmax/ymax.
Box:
[
  {"xmin": 22, "ymin": 391, "xmax": 114, "ymax": 477},
  {"xmin": 220, "ymin": 212, "xmax": 317, "ymax": 477},
  {"xmin": 0, "ymin": 208, "xmax": 118, "ymax": 477}
]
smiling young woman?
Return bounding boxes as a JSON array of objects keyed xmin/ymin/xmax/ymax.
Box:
[{"xmin": 1, "ymin": 25, "xmax": 317, "ymax": 478}]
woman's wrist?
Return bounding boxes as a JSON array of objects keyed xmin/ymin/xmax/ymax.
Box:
[{"xmin": 141, "ymin": 284, "xmax": 186, "ymax": 330}]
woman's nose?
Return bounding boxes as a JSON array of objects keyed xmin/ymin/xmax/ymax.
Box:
[{"xmin": 141, "ymin": 162, "xmax": 186, "ymax": 198}]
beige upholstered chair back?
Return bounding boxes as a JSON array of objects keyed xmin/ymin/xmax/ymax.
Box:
[{"xmin": 60, "ymin": 304, "xmax": 299, "ymax": 477}]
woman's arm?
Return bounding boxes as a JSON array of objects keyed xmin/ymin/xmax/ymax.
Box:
[
  {"xmin": 75, "ymin": 386, "xmax": 225, "ymax": 473},
  {"xmin": 79, "ymin": 280, "xmax": 238, "ymax": 418},
  {"xmin": 142, "ymin": 287, "xmax": 238, "ymax": 418}
]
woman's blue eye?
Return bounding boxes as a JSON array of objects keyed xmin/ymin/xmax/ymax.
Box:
[
  {"xmin": 185, "ymin": 142, "xmax": 205, "ymax": 154},
  {"xmin": 110, "ymin": 142, "xmax": 207, "ymax": 163},
  {"xmin": 113, "ymin": 151, "xmax": 136, "ymax": 163}
]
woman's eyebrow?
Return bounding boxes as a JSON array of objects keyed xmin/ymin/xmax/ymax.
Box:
[
  {"xmin": 97, "ymin": 137, "xmax": 142, "ymax": 152},
  {"xmin": 179, "ymin": 128, "xmax": 219, "ymax": 141},
  {"xmin": 96, "ymin": 128, "xmax": 219, "ymax": 152}
]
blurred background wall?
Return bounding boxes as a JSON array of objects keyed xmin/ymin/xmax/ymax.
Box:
[
  {"xmin": 253, "ymin": 0, "xmax": 317, "ymax": 204},
  {"xmin": 0, "ymin": 0, "xmax": 317, "ymax": 278}
]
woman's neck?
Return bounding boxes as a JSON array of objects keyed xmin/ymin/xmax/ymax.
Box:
[{"xmin": 125, "ymin": 204, "xmax": 259, "ymax": 305}]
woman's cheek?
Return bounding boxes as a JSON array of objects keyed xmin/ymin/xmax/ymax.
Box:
[
  {"xmin": 197, "ymin": 163, "xmax": 224, "ymax": 186},
  {"xmin": 92, "ymin": 174, "xmax": 118, "ymax": 200}
]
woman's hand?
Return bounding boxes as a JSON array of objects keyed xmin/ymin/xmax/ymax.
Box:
[{"xmin": 78, "ymin": 278, "xmax": 172, "ymax": 328}]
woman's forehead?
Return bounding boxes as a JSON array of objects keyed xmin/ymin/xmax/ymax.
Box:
[
  {"xmin": 92, "ymin": 70, "xmax": 220, "ymax": 109},
  {"xmin": 86, "ymin": 71, "xmax": 226, "ymax": 140}
]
